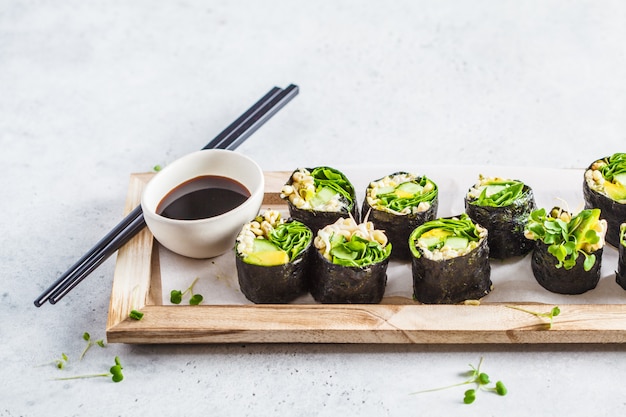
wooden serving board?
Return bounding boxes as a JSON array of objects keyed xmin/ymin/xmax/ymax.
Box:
[{"xmin": 106, "ymin": 172, "xmax": 626, "ymax": 344}]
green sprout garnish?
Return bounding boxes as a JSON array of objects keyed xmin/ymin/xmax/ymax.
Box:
[
  {"xmin": 55, "ymin": 356, "xmax": 124, "ymax": 383},
  {"xmin": 153, "ymin": 164, "xmax": 162, "ymax": 172},
  {"xmin": 506, "ymin": 305, "xmax": 561, "ymax": 329},
  {"xmin": 79, "ymin": 332, "xmax": 105, "ymax": 361},
  {"xmin": 524, "ymin": 207, "xmax": 605, "ymax": 271},
  {"xmin": 170, "ymin": 277, "xmax": 204, "ymax": 305},
  {"xmin": 129, "ymin": 309, "xmax": 144, "ymax": 320},
  {"xmin": 411, "ymin": 357, "xmax": 507, "ymax": 404}
]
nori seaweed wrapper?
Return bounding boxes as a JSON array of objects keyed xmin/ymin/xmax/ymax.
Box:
[
  {"xmin": 465, "ymin": 184, "xmax": 536, "ymax": 259},
  {"xmin": 531, "ymin": 241, "xmax": 602, "ymax": 294},
  {"xmin": 409, "ymin": 216, "xmax": 492, "ymax": 304},
  {"xmin": 282, "ymin": 167, "xmax": 359, "ymax": 234},
  {"xmin": 583, "ymin": 180, "xmax": 626, "ymax": 247},
  {"xmin": 616, "ymin": 224, "xmax": 626, "ymax": 290},
  {"xmin": 362, "ymin": 172, "xmax": 438, "ymax": 261},
  {"xmin": 583, "ymin": 156, "xmax": 626, "ymax": 248},
  {"xmin": 309, "ymin": 249, "xmax": 389, "ymax": 304},
  {"xmin": 235, "ymin": 246, "xmax": 311, "ymax": 303}
]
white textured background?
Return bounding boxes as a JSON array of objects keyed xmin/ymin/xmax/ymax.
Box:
[{"xmin": 1, "ymin": 1, "xmax": 625, "ymax": 416}]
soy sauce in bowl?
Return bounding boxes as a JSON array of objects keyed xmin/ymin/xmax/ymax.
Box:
[{"xmin": 157, "ymin": 175, "xmax": 251, "ymax": 221}]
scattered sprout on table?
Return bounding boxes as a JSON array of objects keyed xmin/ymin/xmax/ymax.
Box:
[
  {"xmin": 506, "ymin": 305, "xmax": 561, "ymax": 329},
  {"xmin": 411, "ymin": 357, "xmax": 507, "ymax": 404},
  {"xmin": 55, "ymin": 356, "xmax": 124, "ymax": 383},
  {"xmin": 79, "ymin": 332, "xmax": 105, "ymax": 361}
]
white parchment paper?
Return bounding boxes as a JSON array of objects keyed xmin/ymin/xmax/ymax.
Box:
[{"xmin": 158, "ymin": 165, "xmax": 624, "ymax": 305}]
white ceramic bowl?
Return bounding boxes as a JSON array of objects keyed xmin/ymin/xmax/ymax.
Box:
[{"xmin": 141, "ymin": 149, "xmax": 264, "ymax": 258}]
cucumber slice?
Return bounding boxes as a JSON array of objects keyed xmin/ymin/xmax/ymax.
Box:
[
  {"xmin": 613, "ymin": 172, "xmax": 626, "ymax": 186},
  {"xmin": 396, "ymin": 182, "xmax": 422, "ymax": 195},
  {"xmin": 310, "ymin": 186, "xmax": 338, "ymax": 207},
  {"xmin": 375, "ymin": 185, "xmax": 395, "ymax": 195},
  {"xmin": 443, "ymin": 236, "xmax": 469, "ymax": 250},
  {"xmin": 418, "ymin": 236, "xmax": 443, "ymax": 249}
]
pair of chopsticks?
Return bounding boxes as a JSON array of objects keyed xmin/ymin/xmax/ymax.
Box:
[{"xmin": 34, "ymin": 84, "xmax": 299, "ymax": 307}]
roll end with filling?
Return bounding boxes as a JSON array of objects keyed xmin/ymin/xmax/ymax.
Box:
[
  {"xmin": 310, "ymin": 216, "xmax": 391, "ymax": 304},
  {"xmin": 409, "ymin": 214, "xmax": 492, "ymax": 304},
  {"xmin": 235, "ymin": 210, "xmax": 313, "ymax": 303}
]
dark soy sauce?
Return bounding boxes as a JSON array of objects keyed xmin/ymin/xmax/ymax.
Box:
[{"xmin": 157, "ymin": 175, "xmax": 251, "ymax": 220}]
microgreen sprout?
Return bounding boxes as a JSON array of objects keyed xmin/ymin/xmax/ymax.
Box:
[
  {"xmin": 54, "ymin": 356, "xmax": 124, "ymax": 383},
  {"xmin": 55, "ymin": 353, "xmax": 69, "ymax": 369},
  {"xmin": 524, "ymin": 207, "xmax": 605, "ymax": 271},
  {"xmin": 411, "ymin": 357, "xmax": 507, "ymax": 404},
  {"xmin": 129, "ymin": 309, "xmax": 144, "ymax": 320},
  {"xmin": 170, "ymin": 277, "xmax": 204, "ymax": 305},
  {"xmin": 40, "ymin": 352, "xmax": 69, "ymax": 369},
  {"xmin": 506, "ymin": 305, "xmax": 561, "ymax": 329},
  {"xmin": 79, "ymin": 332, "xmax": 105, "ymax": 361}
]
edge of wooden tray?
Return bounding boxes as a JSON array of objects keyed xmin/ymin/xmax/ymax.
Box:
[{"xmin": 106, "ymin": 172, "xmax": 626, "ymax": 344}]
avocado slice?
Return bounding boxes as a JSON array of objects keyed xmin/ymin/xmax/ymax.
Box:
[
  {"xmin": 418, "ymin": 228, "xmax": 452, "ymax": 249},
  {"xmin": 604, "ymin": 180, "xmax": 626, "ymax": 201},
  {"xmin": 243, "ymin": 239, "xmax": 289, "ymax": 266}
]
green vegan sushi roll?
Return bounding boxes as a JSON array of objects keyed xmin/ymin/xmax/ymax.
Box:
[
  {"xmin": 362, "ymin": 172, "xmax": 438, "ymax": 260},
  {"xmin": 583, "ymin": 153, "xmax": 626, "ymax": 247},
  {"xmin": 281, "ymin": 167, "xmax": 359, "ymax": 233},
  {"xmin": 235, "ymin": 210, "xmax": 313, "ymax": 303},
  {"xmin": 409, "ymin": 214, "xmax": 491, "ymax": 304},
  {"xmin": 617, "ymin": 224, "xmax": 626, "ymax": 290},
  {"xmin": 310, "ymin": 216, "xmax": 391, "ymax": 304},
  {"xmin": 524, "ymin": 207, "xmax": 607, "ymax": 294},
  {"xmin": 465, "ymin": 175, "xmax": 536, "ymax": 259}
]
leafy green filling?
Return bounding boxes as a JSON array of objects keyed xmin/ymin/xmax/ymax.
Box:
[
  {"xmin": 310, "ymin": 167, "xmax": 355, "ymax": 206},
  {"xmin": 470, "ymin": 179, "xmax": 526, "ymax": 207},
  {"xmin": 409, "ymin": 214, "xmax": 482, "ymax": 258},
  {"xmin": 268, "ymin": 221, "xmax": 312, "ymax": 261},
  {"xmin": 621, "ymin": 223, "xmax": 626, "ymax": 249},
  {"xmin": 375, "ymin": 177, "xmax": 437, "ymax": 212},
  {"xmin": 327, "ymin": 234, "xmax": 391, "ymax": 267},
  {"xmin": 525, "ymin": 208, "xmax": 603, "ymax": 271},
  {"xmin": 598, "ymin": 152, "xmax": 626, "ymax": 182}
]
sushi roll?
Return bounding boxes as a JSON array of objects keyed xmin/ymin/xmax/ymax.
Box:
[
  {"xmin": 310, "ymin": 216, "xmax": 392, "ymax": 304},
  {"xmin": 524, "ymin": 206, "xmax": 607, "ymax": 294},
  {"xmin": 583, "ymin": 153, "xmax": 626, "ymax": 247},
  {"xmin": 280, "ymin": 167, "xmax": 359, "ymax": 234},
  {"xmin": 235, "ymin": 209, "xmax": 313, "ymax": 303},
  {"xmin": 464, "ymin": 175, "xmax": 536, "ymax": 259},
  {"xmin": 616, "ymin": 223, "xmax": 626, "ymax": 290},
  {"xmin": 408, "ymin": 214, "xmax": 491, "ymax": 304},
  {"xmin": 362, "ymin": 172, "xmax": 438, "ymax": 260}
]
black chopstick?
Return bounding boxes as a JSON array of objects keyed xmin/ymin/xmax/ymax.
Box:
[
  {"xmin": 34, "ymin": 84, "xmax": 299, "ymax": 307},
  {"xmin": 40, "ymin": 84, "xmax": 299, "ymax": 306}
]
